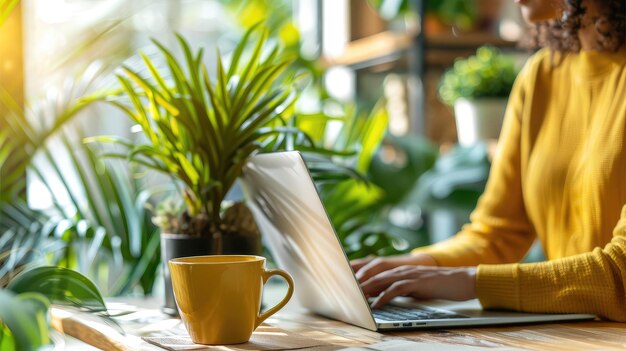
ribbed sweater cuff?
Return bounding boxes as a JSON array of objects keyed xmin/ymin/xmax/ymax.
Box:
[{"xmin": 476, "ymin": 263, "xmax": 521, "ymax": 311}]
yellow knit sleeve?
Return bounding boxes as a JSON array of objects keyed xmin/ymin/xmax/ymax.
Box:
[
  {"xmin": 412, "ymin": 55, "xmax": 539, "ymax": 267},
  {"xmin": 477, "ymin": 204, "xmax": 626, "ymax": 321}
]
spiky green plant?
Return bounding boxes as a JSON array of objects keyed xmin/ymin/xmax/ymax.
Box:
[
  {"xmin": 89, "ymin": 26, "xmax": 297, "ymax": 241},
  {"xmin": 0, "ymin": 75, "xmax": 104, "ymax": 204}
]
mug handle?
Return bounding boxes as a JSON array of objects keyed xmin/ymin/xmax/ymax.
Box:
[{"xmin": 256, "ymin": 268, "xmax": 294, "ymax": 328}]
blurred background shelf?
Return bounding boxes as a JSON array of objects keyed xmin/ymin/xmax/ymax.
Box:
[{"xmin": 325, "ymin": 30, "xmax": 518, "ymax": 71}]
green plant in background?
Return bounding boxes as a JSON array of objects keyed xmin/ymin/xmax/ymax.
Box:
[
  {"xmin": 89, "ymin": 26, "xmax": 298, "ymax": 247},
  {"xmin": 402, "ymin": 144, "xmax": 490, "ymax": 242},
  {"xmin": 367, "ymin": 0, "xmax": 477, "ymax": 30},
  {"xmin": 1, "ymin": 63, "xmax": 162, "ymax": 296},
  {"xmin": 0, "ymin": 4, "xmax": 109, "ymax": 340},
  {"xmin": 221, "ymin": 0, "xmax": 295, "ymax": 42},
  {"xmin": 407, "ymin": 144, "xmax": 489, "ymax": 211},
  {"xmin": 0, "ymin": 65, "xmax": 110, "ymax": 285},
  {"xmin": 219, "ymin": 0, "xmax": 329, "ymax": 103},
  {"xmin": 367, "ymin": 0, "xmax": 410, "ymax": 21},
  {"xmin": 426, "ymin": 0, "xmax": 477, "ymax": 31},
  {"xmin": 35, "ymin": 132, "xmax": 162, "ymax": 296},
  {"xmin": 438, "ymin": 46, "xmax": 519, "ymax": 106},
  {"xmin": 369, "ymin": 135, "xmax": 438, "ymax": 205},
  {"xmin": 0, "ymin": 266, "xmax": 107, "ymax": 351},
  {"xmin": 292, "ymin": 104, "xmax": 436, "ymax": 259},
  {"xmin": 0, "ymin": 82, "xmax": 101, "ymax": 203}
]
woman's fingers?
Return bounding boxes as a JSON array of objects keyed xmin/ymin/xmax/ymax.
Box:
[
  {"xmin": 350, "ymin": 257, "xmax": 373, "ymax": 273},
  {"xmin": 363, "ymin": 266, "xmax": 478, "ymax": 308},
  {"xmin": 360, "ymin": 265, "xmax": 418, "ymax": 297},
  {"xmin": 371, "ymin": 280, "xmax": 415, "ymax": 309},
  {"xmin": 353, "ymin": 254, "xmax": 436, "ymax": 283},
  {"xmin": 355, "ymin": 258, "xmax": 396, "ymax": 283}
]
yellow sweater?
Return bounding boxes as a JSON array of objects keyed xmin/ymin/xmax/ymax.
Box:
[{"xmin": 415, "ymin": 48, "xmax": 626, "ymax": 321}]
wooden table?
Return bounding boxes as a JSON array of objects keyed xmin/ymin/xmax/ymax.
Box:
[{"xmin": 50, "ymin": 296, "xmax": 626, "ymax": 351}]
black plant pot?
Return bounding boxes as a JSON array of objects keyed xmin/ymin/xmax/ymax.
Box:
[
  {"xmin": 161, "ymin": 233, "xmax": 213, "ymax": 316},
  {"xmin": 222, "ymin": 233, "xmax": 262, "ymax": 256}
]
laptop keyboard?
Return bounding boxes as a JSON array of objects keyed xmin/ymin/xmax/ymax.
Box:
[{"xmin": 372, "ymin": 305, "xmax": 468, "ymax": 321}]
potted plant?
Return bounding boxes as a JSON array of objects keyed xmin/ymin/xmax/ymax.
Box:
[
  {"xmin": 438, "ymin": 46, "xmax": 519, "ymax": 146},
  {"xmin": 90, "ymin": 27, "xmax": 296, "ymax": 314}
]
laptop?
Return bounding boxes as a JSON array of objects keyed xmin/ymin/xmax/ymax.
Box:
[{"xmin": 240, "ymin": 151, "xmax": 595, "ymax": 331}]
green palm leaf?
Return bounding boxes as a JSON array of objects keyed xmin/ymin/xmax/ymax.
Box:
[
  {"xmin": 34, "ymin": 132, "xmax": 163, "ymax": 296},
  {"xmin": 7, "ymin": 266, "xmax": 106, "ymax": 313}
]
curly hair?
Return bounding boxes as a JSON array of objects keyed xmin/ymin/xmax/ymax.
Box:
[{"xmin": 524, "ymin": 0, "xmax": 625, "ymax": 52}]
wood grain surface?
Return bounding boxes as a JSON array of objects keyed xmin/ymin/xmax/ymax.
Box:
[{"xmin": 50, "ymin": 299, "xmax": 626, "ymax": 351}]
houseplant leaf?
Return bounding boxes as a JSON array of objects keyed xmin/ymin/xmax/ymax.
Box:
[
  {"xmin": 0, "ymin": 290, "xmax": 50, "ymax": 351},
  {"xmin": 7, "ymin": 266, "xmax": 106, "ymax": 313}
]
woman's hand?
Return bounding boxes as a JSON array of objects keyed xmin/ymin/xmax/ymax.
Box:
[
  {"xmin": 361, "ymin": 265, "xmax": 477, "ymax": 309},
  {"xmin": 351, "ymin": 253, "xmax": 438, "ymax": 283}
]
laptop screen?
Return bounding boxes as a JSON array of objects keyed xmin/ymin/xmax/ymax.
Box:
[{"xmin": 241, "ymin": 151, "xmax": 377, "ymax": 330}]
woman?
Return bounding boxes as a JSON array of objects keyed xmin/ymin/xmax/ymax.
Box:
[{"xmin": 352, "ymin": 0, "xmax": 626, "ymax": 321}]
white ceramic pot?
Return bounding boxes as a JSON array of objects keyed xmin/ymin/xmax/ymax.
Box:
[{"xmin": 453, "ymin": 98, "xmax": 508, "ymax": 146}]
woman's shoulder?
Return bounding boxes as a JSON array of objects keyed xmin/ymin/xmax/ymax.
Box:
[
  {"xmin": 519, "ymin": 48, "xmax": 557, "ymax": 77},
  {"xmin": 513, "ymin": 48, "xmax": 566, "ymax": 93}
]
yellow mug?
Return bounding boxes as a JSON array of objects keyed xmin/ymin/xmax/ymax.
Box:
[{"xmin": 168, "ymin": 255, "xmax": 294, "ymax": 345}]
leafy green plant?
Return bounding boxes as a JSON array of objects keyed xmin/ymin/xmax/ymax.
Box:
[
  {"xmin": 35, "ymin": 133, "xmax": 162, "ymax": 296},
  {"xmin": 218, "ymin": 0, "xmax": 330, "ymax": 113},
  {"xmin": 89, "ymin": 26, "xmax": 298, "ymax": 244},
  {"xmin": 0, "ymin": 266, "xmax": 107, "ymax": 351},
  {"xmin": 0, "ymin": 67, "xmax": 110, "ymax": 290},
  {"xmin": 0, "ymin": 77, "xmax": 103, "ymax": 203},
  {"xmin": 438, "ymin": 46, "xmax": 519, "ymax": 106},
  {"xmin": 367, "ymin": 0, "xmax": 477, "ymax": 30},
  {"xmin": 1, "ymin": 62, "xmax": 162, "ymax": 296}
]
